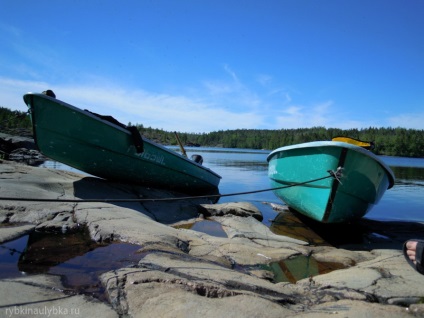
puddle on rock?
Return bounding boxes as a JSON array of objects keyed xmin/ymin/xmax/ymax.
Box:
[
  {"xmin": 0, "ymin": 230, "xmax": 142, "ymax": 299},
  {"xmin": 270, "ymin": 210, "xmax": 330, "ymax": 246},
  {"xmin": 0, "ymin": 234, "xmax": 29, "ymax": 279},
  {"xmin": 267, "ymin": 255, "xmax": 346, "ymax": 283},
  {"xmin": 174, "ymin": 220, "xmax": 227, "ymax": 238},
  {"xmin": 236, "ymin": 255, "xmax": 346, "ymax": 284}
]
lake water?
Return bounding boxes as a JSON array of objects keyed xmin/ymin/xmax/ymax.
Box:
[{"xmin": 39, "ymin": 147, "xmax": 424, "ymax": 223}]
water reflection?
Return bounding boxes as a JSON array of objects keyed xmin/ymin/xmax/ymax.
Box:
[
  {"xmin": 0, "ymin": 234, "xmax": 29, "ymax": 279},
  {"xmin": 382, "ymin": 156, "xmax": 424, "ymax": 168},
  {"xmin": 271, "ymin": 208, "xmax": 424, "ymax": 251},
  {"xmin": 0, "ymin": 230, "xmax": 141, "ymax": 299},
  {"xmin": 268, "ymin": 255, "xmax": 346, "ymax": 283},
  {"xmin": 208, "ymin": 160, "xmax": 268, "ymax": 171},
  {"xmin": 36, "ymin": 148, "xmax": 424, "ymax": 222},
  {"xmin": 270, "ymin": 211, "xmax": 329, "ymax": 245},
  {"xmin": 174, "ymin": 220, "xmax": 228, "ymax": 238},
  {"xmin": 391, "ymin": 166, "xmax": 424, "ymax": 184}
]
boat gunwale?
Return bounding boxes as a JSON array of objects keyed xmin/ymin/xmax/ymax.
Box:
[
  {"xmin": 24, "ymin": 93, "xmax": 222, "ymax": 180},
  {"xmin": 266, "ymin": 141, "xmax": 395, "ymax": 188}
]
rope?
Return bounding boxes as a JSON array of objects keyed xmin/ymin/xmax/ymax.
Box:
[{"xmin": 0, "ymin": 169, "xmax": 340, "ymax": 203}]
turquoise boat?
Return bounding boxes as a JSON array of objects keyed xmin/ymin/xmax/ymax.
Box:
[
  {"xmin": 267, "ymin": 141, "xmax": 395, "ymax": 223},
  {"xmin": 23, "ymin": 92, "xmax": 221, "ymax": 194}
]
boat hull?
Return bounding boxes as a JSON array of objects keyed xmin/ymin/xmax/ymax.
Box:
[
  {"xmin": 267, "ymin": 141, "xmax": 395, "ymax": 223},
  {"xmin": 24, "ymin": 93, "xmax": 221, "ymax": 194}
]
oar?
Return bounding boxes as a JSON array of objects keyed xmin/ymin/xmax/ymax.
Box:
[{"xmin": 174, "ymin": 131, "xmax": 187, "ymax": 157}]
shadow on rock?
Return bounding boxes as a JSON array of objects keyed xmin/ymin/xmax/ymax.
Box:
[{"xmin": 72, "ymin": 177, "xmax": 216, "ymax": 224}]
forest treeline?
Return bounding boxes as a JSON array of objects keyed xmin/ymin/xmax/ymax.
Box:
[
  {"xmin": 0, "ymin": 107, "xmax": 32, "ymax": 130},
  {"xmin": 1, "ymin": 106, "xmax": 423, "ymax": 157},
  {"xmin": 136, "ymin": 125, "xmax": 424, "ymax": 157}
]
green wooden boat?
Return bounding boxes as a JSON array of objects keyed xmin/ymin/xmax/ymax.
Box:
[
  {"xmin": 267, "ymin": 141, "xmax": 395, "ymax": 223},
  {"xmin": 23, "ymin": 92, "xmax": 221, "ymax": 194}
]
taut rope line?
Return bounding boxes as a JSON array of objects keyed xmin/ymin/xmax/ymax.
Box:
[{"xmin": 0, "ymin": 168, "xmax": 342, "ymax": 203}]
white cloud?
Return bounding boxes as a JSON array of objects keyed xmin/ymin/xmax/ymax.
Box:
[
  {"xmin": 1, "ymin": 75, "xmax": 423, "ymax": 134},
  {"xmin": 275, "ymin": 102, "xmax": 333, "ymax": 128},
  {"xmin": 223, "ymin": 64, "xmax": 240, "ymax": 83},
  {"xmin": 0, "ymin": 77, "xmax": 50, "ymax": 110},
  {"xmin": 257, "ymin": 74, "xmax": 272, "ymax": 86},
  {"xmin": 387, "ymin": 113, "xmax": 424, "ymax": 129},
  {"xmin": 202, "ymin": 72, "xmax": 261, "ymax": 112},
  {"xmin": 284, "ymin": 105, "xmax": 303, "ymax": 116},
  {"xmin": 0, "ymin": 23, "xmax": 22, "ymax": 38},
  {"xmin": 0, "ymin": 76, "xmax": 265, "ymax": 133},
  {"xmin": 202, "ymin": 81, "xmax": 234, "ymax": 95},
  {"xmin": 255, "ymin": 73, "xmax": 293, "ymax": 104},
  {"xmin": 60, "ymin": 85, "xmax": 265, "ymax": 132}
]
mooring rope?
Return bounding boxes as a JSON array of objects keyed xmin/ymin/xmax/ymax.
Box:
[{"xmin": 0, "ymin": 168, "xmax": 343, "ymax": 203}]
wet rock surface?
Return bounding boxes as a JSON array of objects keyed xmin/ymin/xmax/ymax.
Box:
[{"xmin": 1, "ymin": 135, "xmax": 424, "ymax": 317}]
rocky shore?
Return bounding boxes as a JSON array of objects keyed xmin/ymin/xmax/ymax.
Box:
[{"xmin": 1, "ymin": 133, "xmax": 424, "ymax": 317}]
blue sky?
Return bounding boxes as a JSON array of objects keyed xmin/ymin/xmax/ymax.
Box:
[{"xmin": 1, "ymin": 0, "xmax": 423, "ymax": 133}]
